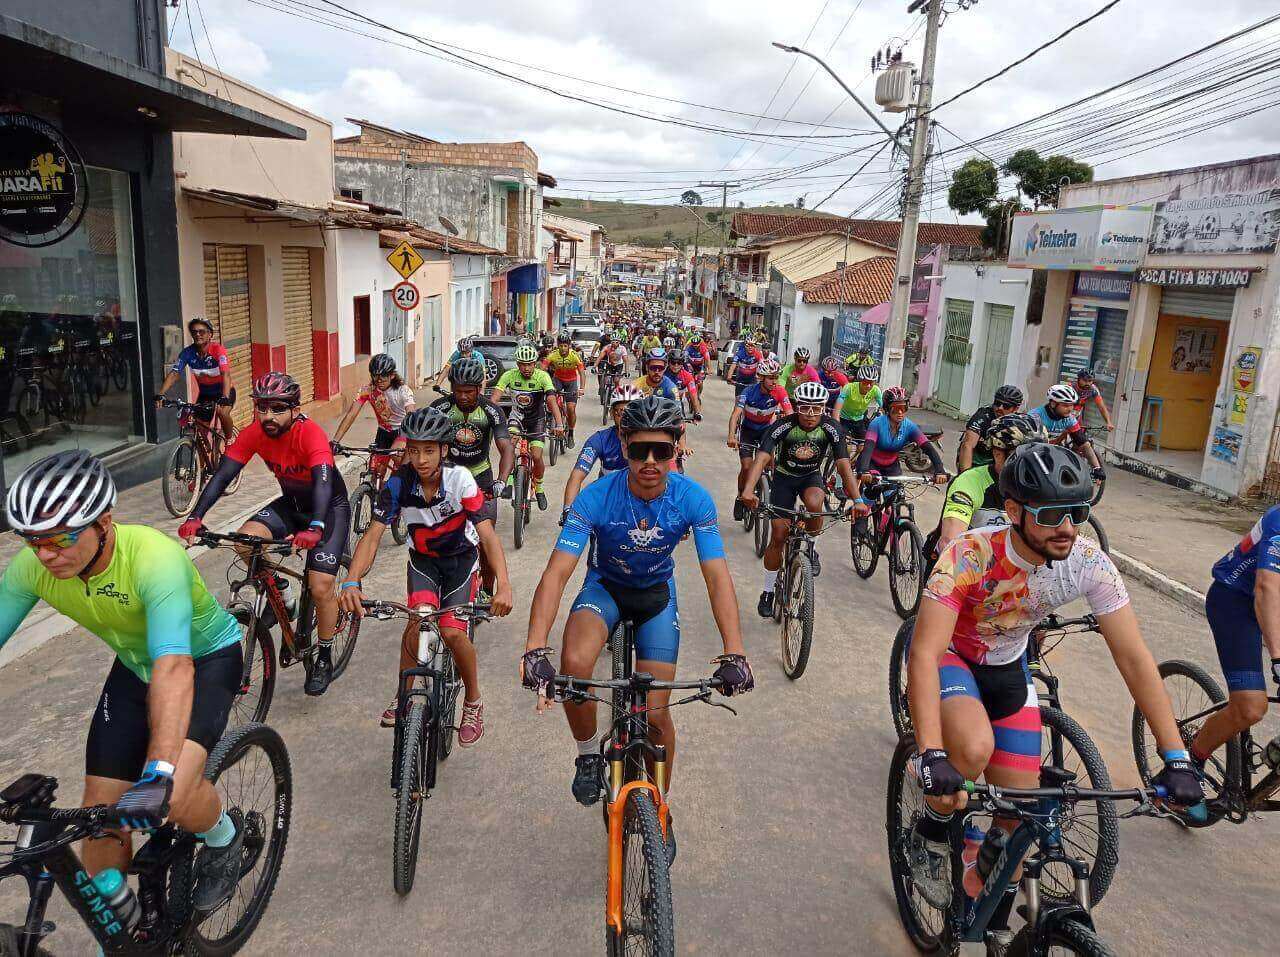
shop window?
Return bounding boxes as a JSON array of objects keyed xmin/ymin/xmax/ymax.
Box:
[{"xmin": 339, "ymin": 187, "xmax": 363, "ymax": 202}]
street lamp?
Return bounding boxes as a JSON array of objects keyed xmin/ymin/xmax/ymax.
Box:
[{"xmin": 770, "ymin": 42, "xmax": 902, "ymax": 147}]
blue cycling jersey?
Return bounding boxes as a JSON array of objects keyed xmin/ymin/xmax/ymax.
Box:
[
  {"xmin": 1212, "ymin": 505, "xmax": 1280, "ymax": 596},
  {"xmin": 557, "ymin": 470, "xmax": 725, "ymax": 588},
  {"xmin": 1029, "ymin": 403, "xmax": 1081, "ymax": 440},
  {"xmin": 866, "ymin": 414, "xmax": 925, "ymax": 454},
  {"xmin": 574, "ymin": 427, "xmax": 627, "ymax": 476}
]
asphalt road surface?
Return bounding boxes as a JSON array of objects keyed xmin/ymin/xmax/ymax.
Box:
[{"xmin": 1, "ymin": 377, "xmax": 1276, "ymax": 954}]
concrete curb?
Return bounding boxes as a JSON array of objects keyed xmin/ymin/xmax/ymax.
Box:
[{"xmin": 1109, "ymin": 546, "xmax": 1207, "ymax": 613}]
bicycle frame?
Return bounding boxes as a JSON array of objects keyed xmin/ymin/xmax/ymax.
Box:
[
  {"xmin": 213, "ymin": 533, "xmax": 309, "ymax": 666},
  {"xmin": 1180, "ymin": 694, "xmax": 1280, "ymax": 815}
]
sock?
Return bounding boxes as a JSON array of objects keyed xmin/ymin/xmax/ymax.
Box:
[
  {"xmin": 918, "ymin": 802, "xmax": 953, "ymax": 842},
  {"xmin": 199, "ymin": 810, "xmax": 236, "ymax": 848},
  {"xmin": 316, "ymin": 640, "xmax": 332, "ymax": 661},
  {"xmin": 577, "ymin": 733, "xmax": 602, "ymax": 757},
  {"xmin": 762, "ymin": 569, "xmax": 778, "ymax": 593},
  {"xmin": 535, "ymin": 480, "xmax": 544, "ymax": 492}
]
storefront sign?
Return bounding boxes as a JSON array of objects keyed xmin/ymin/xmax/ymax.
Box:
[
  {"xmin": 1073, "ymin": 272, "xmax": 1133, "ymax": 301},
  {"xmin": 1229, "ymin": 391, "xmax": 1249, "ymax": 426},
  {"xmin": 834, "ymin": 308, "xmax": 885, "ymax": 364},
  {"xmin": 910, "ymin": 261, "xmax": 931, "ymax": 303},
  {"xmin": 1008, "ymin": 205, "xmax": 1153, "ymax": 271},
  {"xmin": 0, "ymin": 112, "xmax": 88, "ymax": 248},
  {"xmin": 1171, "ymin": 326, "xmax": 1218, "ymax": 374},
  {"xmin": 1059, "ymin": 304, "xmax": 1098, "ymax": 378},
  {"xmin": 1210, "ymin": 426, "xmax": 1241, "ymax": 464},
  {"xmin": 1232, "ymin": 346, "xmax": 1261, "ymax": 393},
  {"xmin": 1150, "ymin": 188, "xmax": 1280, "ymax": 254},
  {"xmin": 1096, "ymin": 206, "xmax": 1156, "ymax": 269},
  {"xmin": 1136, "ymin": 267, "xmax": 1254, "ymax": 289}
]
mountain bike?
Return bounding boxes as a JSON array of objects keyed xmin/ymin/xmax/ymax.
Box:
[
  {"xmin": 889, "ymin": 614, "xmax": 1121, "ymax": 906},
  {"xmin": 545, "ymin": 395, "xmax": 565, "ymax": 466},
  {"xmin": 198, "ymin": 530, "xmax": 361, "ymax": 723},
  {"xmin": 598, "ymin": 367, "xmax": 623, "ymax": 423},
  {"xmin": 0, "ymin": 722, "xmax": 291, "ymax": 956},
  {"xmin": 902, "ymin": 429, "xmax": 946, "ymax": 476},
  {"xmin": 507, "ymin": 420, "xmax": 551, "ymax": 550},
  {"xmin": 887, "ymin": 736, "xmax": 1168, "ymax": 956},
  {"xmin": 851, "ymin": 475, "xmax": 939, "ymax": 619},
  {"xmin": 333, "ymin": 442, "xmax": 407, "ymax": 549},
  {"xmin": 739, "ymin": 459, "xmax": 772, "ymax": 559},
  {"xmin": 1132, "ymin": 659, "xmax": 1280, "ymax": 827},
  {"xmin": 160, "ymin": 398, "xmax": 239, "ymax": 518},
  {"xmin": 758, "ymin": 502, "xmax": 847, "ymax": 680},
  {"xmin": 545, "ymin": 625, "xmax": 736, "ymax": 956},
  {"xmin": 359, "ymin": 600, "xmax": 490, "ymax": 896}
]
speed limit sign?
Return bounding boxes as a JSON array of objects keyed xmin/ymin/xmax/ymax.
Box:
[{"xmin": 392, "ymin": 281, "xmax": 420, "ymax": 311}]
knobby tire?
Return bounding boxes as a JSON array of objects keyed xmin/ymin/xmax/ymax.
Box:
[
  {"xmin": 781, "ymin": 549, "xmax": 814, "ymax": 680},
  {"xmin": 611, "ymin": 788, "xmax": 675, "ymax": 957},
  {"xmin": 393, "ymin": 700, "xmax": 428, "ymax": 896}
]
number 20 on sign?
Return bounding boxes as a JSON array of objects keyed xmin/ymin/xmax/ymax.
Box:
[{"xmin": 392, "ymin": 281, "xmax": 420, "ymax": 312}]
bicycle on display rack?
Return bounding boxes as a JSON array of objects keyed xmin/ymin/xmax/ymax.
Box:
[
  {"xmin": 1132, "ymin": 659, "xmax": 1280, "ymax": 827},
  {"xmin": 545, "ymin": 622, "xmax": 736, "ymax": 957},
  {"xmin": 506, "ymin": 419, "xmax": 546, "ymax": 550},
  {"xmin": 333, "ymin": 441, "xmax": 407, "ymax": 548},
  {"xmin": 758, "ymin": 503, "xmax": 848, "ymax": 680},
  {"xmin": 160, "ymin": 398, "xmax": 240, "ymax": 519},
  {"xmin": 0, "ymin": 722, "xmax": 291, "ymax": 956},
  {"xmin": 358, "ymin": 599, "xmax": 491, "ymax": 896},
  {"xmin": 851, "ymin": 475, "xmax": 940, "ymax": 620},
  {"xmin": 197, "ymin": 529, "xmax": 360, "ymax": 723},
  {"xmin": 889, "ymin": 613, "xmax": 1121, "ymax": 907},
  {"xmin": 887, "ymin": 736, "xmax": 1169, "ymax": 957}
]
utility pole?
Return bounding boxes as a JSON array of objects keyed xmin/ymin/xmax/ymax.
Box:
[
  {"xmin": 697, "ymin": 180, "xmax": 740, "ymax": 338},
  {"xmin": 882, "ymin": 0, "xmax": 942, "ymax": 390}
]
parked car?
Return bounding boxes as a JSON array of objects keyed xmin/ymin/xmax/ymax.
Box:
[
  {"xmin": 571, "ymin": 327, "xmax": 603, "ymax": 360},
  {"xmin": 719, "ymin": 339, "xmax": 742, "ymax": 379},
  {"xmin": 468, "ymin": 336, "xmax": 521, "ymax": 407}
]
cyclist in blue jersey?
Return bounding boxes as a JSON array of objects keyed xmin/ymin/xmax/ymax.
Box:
[
  {"xmin": 1028, "ymin": 383, "xmax": 1105, "ymax": 478},
  {"xmin": 726, "ymin": 338, "xmax": 764, "ymax": 397},
  {"xmin": 561, "ymin": 385, "xmax": 644, "ymax": 520},
  {"xmin": 433, "ymin": 335, "xmax": 480, "ymax": 387},
  {"xmin": 522, "ymin": 396, "xmax": 753, "ymax": 815},
  {"xmin": 1189, "ymin": 504, "xmax": 1280, "ymax": 771},
  {"xmin": 856, "ymin": 387, "xmax": 948, "ymax": 483},
  {"xmin": 155, "ymin": 317, "xmax": 237, "ymax": 443}
]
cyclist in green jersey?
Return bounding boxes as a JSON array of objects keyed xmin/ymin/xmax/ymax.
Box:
[
  {"xmin": 0, "ymin": 451, "xmax": 247, "ymax": 913},
  {"xmin": 836, "ymin": 365, "xmax": 883, "ymax": 445},
  {"xmin": 491, "ymin": 344, "xmax": 564, "ymax": 510}
]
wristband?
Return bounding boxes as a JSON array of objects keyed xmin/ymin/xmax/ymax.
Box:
[
  {"xmin": 856, "ymin": 497, "xmax": 869, "ymax": 506},
  {"xmin": 339, "ymin": 581, "xmax": 361, "ymax": 590},
  {"xmin": 143, "ymin": 759, "xmax": 175, "ymax": 779},
  {"xmin": 308, "ymin": 520, "xmax": 325, "ymax": 530},
  {"xmin": 1161, "ymin": 749, "xmax": 1191, "ymax": 763}
]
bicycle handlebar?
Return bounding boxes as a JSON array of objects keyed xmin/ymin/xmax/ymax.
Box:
[
  {"xmin": 196, "ymin": 529, "xmax": 294, "ymax": 550},
  {"xmin": 963, "ymin": 780, "xmax": 1165, "ymax": 808},
  {"xmin": 759, "ymin": 503, "xmax": 848, "ymax": 520},
  {"xmin": 1036, "ymin": 613, "xmax": 1100, "ymax": 633},
  {"xmin": 359, "ymin": 599, "xmax": 493, "ymax": 623},
  {"xmin": 331, "ymin": 442, "xmax": 398, "ymax": 457},
  {"xmin": 550, "ymin": 673, "xmax": 725, "ymax": 694},
  {"xmin": 158, "ymin": 397, "xmax": 215, "ymax": 411}
]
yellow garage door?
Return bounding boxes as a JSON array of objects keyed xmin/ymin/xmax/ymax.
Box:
[
  {"xmin": 282, "ymin": 247, "xmax": 314, "ymax": 403},
  {"xmin": 202, "ymin": 244, "xmax": 253, "ymax": 428}
]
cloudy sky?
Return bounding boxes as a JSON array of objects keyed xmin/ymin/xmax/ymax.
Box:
[{"xmin": 168, "ymin": 0, "xmax": 1280, "ymax": 220}]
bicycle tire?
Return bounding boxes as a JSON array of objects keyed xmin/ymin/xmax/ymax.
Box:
[
  {"xmin": 1079, "ymin": 514, "xmax": 1110, "ymax": 555},
  {"xmin": 548, "ymin": 431, "xmax": 559, "ymax": 466},
  {"xmin": 889, "ymin": 523, "xmax": 925, "ymax": 620},
  {"xmin": 1006, "ymin": 918, "xmax": 1117, "ymax": 957},
  {"xmin": 889, "ymin": 616, "xmax": 914, "ymax": 739},
  {"xmin": 16, "ymin": 384, "xmax": 40, "ymax": 423},
  {"xmin": 391, "ymin": 508, "xmax": 409, "ymax": 546},
  {"xmin": 886, "ymin": 736, "xmax": 950, "ymax": 953},
  {"xmin": 349, "ymin": 484, "xmax": 374, "ymax": 544},
  {"xmin": 780, "ymin": 550, "xmax": 814, "ymax": 680},
  {"xmin": 393, "ymin": 699, "xmax": 428, "ymax": 896},
  {"xmin": 1038, "ymin": 706, "xmax": 1120, "ymax": 908},
  {"xmin": 436, "ymin": 647, "xmax": 460, "ymax": 763},
  {"xmin": 163, "ymin": 439, "xmax": 201, "ymax": 518},
  {"xmin": 753, "ymin": 476, "xmax": 770, "ymax": 558},
  {"xmin": 1131, "ymin": 659, "xmax": 1240, "ymax": 827},
  {"xmin": 229, "ymin": 604, "xmax": 276, "ymax": 726},
  {"xmin": 901, "ymin": 444, "xmax": 932, "ymax": 476},
  {"xmin": 850, "ymin": 517, "xmax": 880, "ymax": 579},
  {"xmin": 187, "ymin": 723, "xmax": 292, "ymax": 956},
  {"xmin": 296, "ymin": 555, "xmax": 361, "ymax": 682},
  {"xmin": 609, "ymin": 788, "xmax": 675, "ymax": 957},
  {"xmin": 0, "ymin": 923, "xmax": 51, "ymax": 957},
  {"xmin": 512, "ymin": 465, "xmax": 527, "ymax": 549},
  {"xmin": 111, "ymin": 356, "xmax": 129, "ymax": 391},
  {"xmin": 611, "ymin": 623, "xmax": 630, "ymax": 723}
]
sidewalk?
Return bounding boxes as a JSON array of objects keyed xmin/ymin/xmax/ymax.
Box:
[{"xmin": 910, "ymin": 407, "xmax": 1257, "ymax": 612}]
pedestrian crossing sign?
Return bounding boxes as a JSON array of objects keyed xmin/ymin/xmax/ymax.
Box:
[{"xmin": 387, "ymin": 239, "xmax": 424, "ymax": 280}]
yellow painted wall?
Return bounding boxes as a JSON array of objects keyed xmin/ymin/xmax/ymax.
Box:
[
  {"xmin": 1143, "ymin": 314, "xmax": 1228, "ymax": 450},
  {"xmin": 769, "ymin": 236, "xmax": 891, "ymax": 284}
]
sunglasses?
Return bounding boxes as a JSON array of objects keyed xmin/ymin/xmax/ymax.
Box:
[
  {"xmin": 255, "ymin": 401, "xmax": 294, "ymax": 415},
  {"xmin": 1023, "ymin": 502, "xmax": 1091, "ymax": 528},
  {"xmin": 646, "ymin": 365, "xmax": 667, "ymax": 374},
  {"xmin": 20, "ymin": 527, "xmax": 88, "ymax": 550},
  {"xmin": 627, "ymin": 440, "xmax": 677, "ymax": 463},
  {"xmin": 796, "ymin": 403, "xmax": 826, "ymax": 416},
  {"xmin": 993, "ymin": 402, "xmax": 1018, "ymax": 412}
]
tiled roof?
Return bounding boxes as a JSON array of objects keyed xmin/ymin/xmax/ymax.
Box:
[
  {"xmin": 732, "ymin": 210, "xmax": 984, "ymax": 249},
  {"xmin": 845, "ymin": 219, "xmax": 984, "ymax": 249},
  {"xmin": 730, "ymin": 211, "xmax": 844, "ymax": 241},
  {"xmin": 379, "ymin": 228, "xmax": 502, "ymax": 256},
  {"xmin": 799, "ymin": 256, "xmax": 896, "ymax": 305}
]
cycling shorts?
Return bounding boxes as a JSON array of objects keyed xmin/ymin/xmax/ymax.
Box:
[
  {"xmin": 193, "ymin": 385, "xmax": 236, "ymax": 424},
  {"xmin": 1206, "ymin": 579, "xmax": 1266, "ymax": 692},
  {"xmin": 570, "ymin": 569, "xmax": 680, "ymax": 664},
  {"xmin": 473, "ymin": 467, "xmax": 499, "ymax": 526},
  {"xmin": 737, "ymin": 425, "xmax": 767, "ymax": 460},
  {"xmin": 734, "ymin": 381, "xmax": 753, "ymax": 398},
  {"xmin": 407, "ymin": 549, "xmax": 480, "ymax": 633},
  {"xmin": 86, "ymin": 644, "xmax": 242, "ymax": 781},
  {"xmin": 253, "ymin": 496, "xmax": 351, "ymax": 574},
  {"xmin": 553, "ymin": 377, "xmax": 580, "ymax": 402},
  {"xmin": 769, "ymin": 470, "xmax": 825, "ymax": 510},
  {"xmin": 939, "ymin": 650, "xmax": 1040, "ymax": 774},
  {"xmin": 840, "ymin": 416, "xmax": 869, "ymax": 444}
]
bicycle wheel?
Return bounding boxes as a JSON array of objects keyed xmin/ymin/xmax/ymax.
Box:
[
  {"xmin": 393, "ymin": 699, "xmax": 428, "ymax": 896},
  {"xmin": 1131, "ymin": 659, "xmax": 1240, "ymax": 826},
  {"xmin": 391, "ymin": 508, "xmax": 409, "ymax": 546},
  {"xmin": 162, "ymin": 439, "xmax": 201, "ymax": 518},
  {"xmin": 229, "ymin": 605, "xmax": 276, "ymax": 725},
  {"xmin": 110, "ymin": 354, "xmax": 128, "ymax": 391},
  {"xmin": 1005, "ymin": 918, "xmax": 1117, "ymax": 956},
  {"xmin": 1078, "ymin": 514, "xmax": 1110, "ymax": 555},
  {"xmin": 1038, "ymin": 706, "xmax": 1120, "ymax": 908},
  {"xmin": 187, "ymin": 723, "xmax": 292, "ymax": 955},
  {"xmin": 608, "ymin": 788, "xmax": 675, "ymax": 957},
  {"xmin": 512, "ymin": 465, "xmax": 527, "ymax": 550},
  {"xmin": 889, "ymin": 523, "xmax": 925, "ymax": 620},
  {"xmin": 436, "ymin": 651, "xmax": 461, "ymax": 763},
  {"xmin": 889, "ymin": 616, "xmax": 914, "ymax": 738},
  {"xmin": 296, "ymin": 556, "xmax": 361, "ymax": 682},
  {"xmin": 780, "ymin": 550, "xmax": 814, "ymax": 680},
  {"xmin": 548, "ymin": 431, "xmax": 559, "ymax": 466},
  {"xmin": 15, "ymin": 383, "xmax": 40, "ymax": 423},
  {"xmin": 850, "ymin": 516, "xmax": 880, "ymax": 579},
  {"xmin": 753, "ymin": 477, "xmax": 770, "ymax": 558},
  {"xmin": 886, "ymin": 736, "xmax": 950, "ymax": 952},
  {"xmin": 349, "ymin": 484, "xmax": 375, "ymax": 544}
]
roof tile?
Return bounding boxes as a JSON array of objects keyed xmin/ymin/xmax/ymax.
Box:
[{"xmin": 798, "ymin": 256, "xmax": 897, "ymax": 305}]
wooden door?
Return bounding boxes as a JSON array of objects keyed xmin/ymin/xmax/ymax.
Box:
[{"xmin": 1144, "ymin": 314, "xmax": 1228, "ymax": 450}]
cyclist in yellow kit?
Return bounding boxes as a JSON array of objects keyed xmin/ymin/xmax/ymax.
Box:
[{"xmin": 545, "ymin": 330, "xmax": 587, "ymax": 448}]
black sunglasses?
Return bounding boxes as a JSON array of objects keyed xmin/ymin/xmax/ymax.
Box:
[
  {"xmin": 255, "ymin": 401, "xmax": 293, "ymax": 415},
  {"xmin": 627, "ymin": 440, "xmax": 677, "ymax": 463}
]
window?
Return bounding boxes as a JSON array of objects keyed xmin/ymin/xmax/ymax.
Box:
[
  {"xmin": 353, "ymin": 295, "xmax": 371, "ymax": 355},
  {"xmin": 339, "ymin": 187, "xmax": 364, "ymax": 202}
]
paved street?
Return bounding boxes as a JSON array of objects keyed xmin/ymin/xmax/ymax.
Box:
[{"xmin": 1, "ymin": 378, "xmax": 1277, "ymax": 955}]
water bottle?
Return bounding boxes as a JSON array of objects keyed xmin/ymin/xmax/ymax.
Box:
[
  {"xmin": 1264, "ymin": 733, "xmax": 1280, "ymax": 771},
  {"xmin": 92, "ymin": 868, "xmax": 140, "ymax": 934},
  {"xmin": 975, "ymin": 827, "xmax": 1009, "ymax": 883}
]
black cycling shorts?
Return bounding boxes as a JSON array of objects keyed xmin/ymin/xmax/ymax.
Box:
[
  {"xmin": 194, "ymin": 385, "xmax": 236, "ymax": 423},
  {"xmin": 85, "ymin": 644, "xmax": 243, "ymax": 782},
  {"xmin": 473, "ymin": 467, "xmax": 499, "ymax": 526},
  {"xmin": 553, "ymin": 378, "xmax": 580, "ymax": 402},
  {"xmin": 840, "ymin": 416, "xmax": 869, "ymax": 444},
  {"xmin": 407, "ymin": 549, "xmax": 480, "ymax": 632},
  {"xmin": 374, "ymin": 426, "xmax": 402, "ymax": 450},
  {"xmin": 253, "ymin": 496, "xmax": 350, "ymax": 574},
  {"xmin": 769, "ymin": 470, "xmax": 825, "ymax": 510}
]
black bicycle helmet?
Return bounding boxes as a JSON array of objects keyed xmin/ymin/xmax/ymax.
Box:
[
  {"xmin": 998, "ymin": 442, "xmax": 1091, "ymax": 505},
  {"xmin": 983, "ymin": 413, "xmax": 1045, "ymax": 452},
  {"xmin": 619, "ymin": 395, "xmax": 683, "ymax": 436},
  {"xmin": 401, "ymin": 407, "xmax": 457, "ymax": 443},
  {"xmin": 6, "ymin": 449, "xmax": 116, "ymax": 534},
  {"xmin": 369, "ymin": 353, "xmax": 396, "ymax": 377},
  {"xmin": 449, "ymin": 355, "xmax": 487, "ymax": 386},
  {"xmin": 993, "ymin": 384, "xmax": 1024, "ymax": 408},
  {"xmin": 556, "ymin": 329, "xmax": 572, "ymax": 343}
]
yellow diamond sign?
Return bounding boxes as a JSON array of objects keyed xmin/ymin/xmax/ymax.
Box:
[{"xmin": 386, "ymin": 239, "xmax": 424, "ymax": 280}]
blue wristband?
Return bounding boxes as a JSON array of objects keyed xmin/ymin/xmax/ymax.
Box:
[
  {"xmin": 1161, "ymin": 749, "xmax": 1191, "ymax": 763},
  {"xmin": 856, "ymin": 497, "xmax": 869, "ymax": 505},
  {"xmin": 308, "ymin": 520, "xmax": 325, "ymax": 530},
  {"xmin": 339, "ymin": 581, "xmax": 361, "ymax": 590}
]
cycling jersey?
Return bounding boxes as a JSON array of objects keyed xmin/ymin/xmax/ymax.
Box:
[
  {"xmin": 1029, "ymin": 403, "xmax": 1085, "ymax": 442},
  {"xmin": 843, "ymin": 353, "xmax": 875, "ymax": 372},
  {"xmin": 685, "ymin": 343, "xmax": 710, "ymax": 370},
  {"xmin": 574, "ymin": 426, "xmax": 627, "ymax": 476},
  {"xmin": 941, "ymin": 465, "xmax": 1002, "ymax": 527},
  {"xmin": 1072, "ymin": 382, "xmax": 1102, "ymax": 415},
  {"xmin": 447, "ymin": 348, "xmax": 479, "ymax": 365},
  {"xmin": 430, "ymin": 396, "xmax": 509, "ymax": 477},
  {"xmin": 558, "ymin": 469, "xmax": 724, "ymax": 588},
  {"xmin": 736, "ymin": 381, "xmax": 792, "ymax": 430},
  {"xmin": 495, "ymin": 367, "xmax": 555, "ymax": 427},
  {"xmin": 0, "ymin": 524, "xmax": 241, "ymax": 682},
  {"xmin": 546, "ymin": 349, "xmax": 586, "ymax": 382},
  {"xmin": 732, "ymin": 341, "xmax": 762, "ymax": 385},
  {"xmin": 861, "ymin": 414, "xmax": 927, "ymax": 469},
  {"xmin": 818, "ymin": 369, "xmax": 849, "ymax": 408},
  {"xmin": 633, "ymin": 374, "xmax": 680, "ymax": 402},
  {"xmin": 837, "ymin": 382, "xmax": 882, "ymax": 422},
  {"xmin": 780, "ymin": 362, "xmax": 821, "ymax": 397},
  {"xmin": 639, "ymin": 336, "xmax": 662, "ymax": 355},
  {"xmin": 760, "ymin": 414, "xmax": 848, "ymax": 477},
  {"xmin": 224, "ymin": 417, "xmax": 338, "ymax": 505},
  {"xmin": 374, "ymin": 462, "xmax": 488, "ymax": 557},
  {"xmin": 925, "ymin": 524, "xmax": 1129, "ymax": 666},
  {"xmin": 1212, "ymin": 505, "xmax": 1280, "ymax": 596},
  {"xmin": 171, "ymin": 343, "xmax": 229, "ymax": 389},
  {"xmin": 964, "ymin": 405, "xmax": 1000, "ymax": 467},
  {"xmin": 596, "ymin": 344, "xmax": 629, "ymax": 369},
  {"xmin": 357, "ymin": 382, "xmax": 415, "ymax": 430},
  {"xmin": 664, "ymin": 367, "xmax": 699, "ymax": 398}
]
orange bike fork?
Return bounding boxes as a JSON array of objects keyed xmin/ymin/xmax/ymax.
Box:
[{"xmin": 605, "ymin": 777, "xmax": 670, "ymax": 935}]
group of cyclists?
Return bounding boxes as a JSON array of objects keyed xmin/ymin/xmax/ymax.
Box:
[{"xmin": 2, "ymin": 290, "xmax": 1277, "ymax": 950}]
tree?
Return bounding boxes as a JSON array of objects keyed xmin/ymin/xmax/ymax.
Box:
[
  {"xmin": 706, "ymin": 210, "xmax": 720, "ymax": 224},
  {"xmin": 947, "ymin": 158, "xmax": 999, "ymax": 216},
  {"xmin": 1003, "ymin": 149, "xmax": 1093, "ymax": 209},
  {"xmin": 663, "ymin": 229, "xmax": 676, "ymax": 245},
  {"xmin": 681, "ymin": 189, "xmax": 703, "ymax": 206}
]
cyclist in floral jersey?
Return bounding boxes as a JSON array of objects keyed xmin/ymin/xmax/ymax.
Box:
[{"xmin": 331, "ymin": 353, "xmax": 416, "ymax": 480}]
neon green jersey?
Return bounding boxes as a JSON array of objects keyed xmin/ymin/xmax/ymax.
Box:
[
  {"xmin": 837, "ymin": 382, "xmax": 882, "ymax": 421},
  {"xmin": 0, "ymin": 524, "xmax": 240, "ymax": 682}
]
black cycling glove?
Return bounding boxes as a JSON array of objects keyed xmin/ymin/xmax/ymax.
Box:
[
  {"xmin": 711, "ymin": 653, "xmax": 754, "ymax": 696},
  {"xmin": 918, "ymin": 748, "xmax": 965, "ymax": 796},
  {"xmin": 1091, "ymin": 466, "xmax": 1106, "ymax": 482},
  {"xmin": 1152, "ymin": 757, "xmax": 1204, "ymax": 806},
  {"xmin": 559, "ymin": 506, "xmax": 571, "ymax": 528},
  {"xmin": 1271, "ymin": 658, "xmax": 1280, "ymax": 688},
  {"xmin": 521, "ymin": 647, "xmax": 557, "ymax": 694},
  {"xmin": 215, "ymin": 396, "xmax": 233, "ymax": 407},
  {"xmin": 113, "ymin": 761, "xmax": 174, "ymax": 830}
]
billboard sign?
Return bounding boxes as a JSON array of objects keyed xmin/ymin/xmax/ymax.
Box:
[{"xmin": 1008, "ymin": 205, "xmax": 1153, "ymax": 271}]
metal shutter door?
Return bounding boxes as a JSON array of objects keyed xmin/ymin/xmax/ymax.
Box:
[
  {"xmin": 1159, "ymin": 288, "xmax": 1235, "ymax": 322},
  {"xmin": 282, "ymin": 247, "xmax": 314, "ymax": 402},
  {"xmin": 1084, "ymin": 308, "xmax": 1127, "ymax": 427},
  {"xmin": 205, "ymin": 244, "xmax": 253, "ymax": 428}
]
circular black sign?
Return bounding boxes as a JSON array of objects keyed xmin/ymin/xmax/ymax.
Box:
[{"xmin": 0, "ymin": 112, "xmax": 89, "ymax": 248}]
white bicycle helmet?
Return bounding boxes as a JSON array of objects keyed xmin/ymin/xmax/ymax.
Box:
[
  {"xmin": 610, "ymin": 384, "xmax": 646, "ymax": 407},
  {"xmin": 6, "ymin": 450, "xmax": 117, "ymax": 534},
  {"xmin": 757, "ymin": 358, "xmax": 782, "ymax": 377},
  {"xmin": 1047, "ymin": 383, "xmax": 1079, "ymax": 405},
  {"xmin": 793, "ymin": 380, "xmax": 828, "ymax": 406}
]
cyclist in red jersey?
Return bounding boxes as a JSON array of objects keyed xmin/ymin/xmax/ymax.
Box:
[{"xmin": 179, "ymin": 372, "xmax": 350, "ymax": 696}]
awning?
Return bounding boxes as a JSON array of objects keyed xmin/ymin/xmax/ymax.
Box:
[
  {"xmin": 0, "ymin": 14, "xmax": 304, "ymax": 139},
  {"xmin": 508, "ymin": 263, "xmax": 545, "ymax": 294},
  {"xmin": 856, "ymin": 301, "xmax": 928, "ymax": 325}
]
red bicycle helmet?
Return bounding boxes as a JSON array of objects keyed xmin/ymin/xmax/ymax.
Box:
[{"xmin": 251, "ymin": 371, "xmax": 302, "ymax": 407}]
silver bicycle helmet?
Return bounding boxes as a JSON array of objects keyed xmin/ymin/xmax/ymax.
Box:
[
  {"xmin": 401, "ymin": 408, "xmax": 457, "ymax": 443},
  {"xmin": 6, "ymin": 450, "xmax": 117, "ymax": 534},
  {"xmin": 449, "ymin": 355, "xmax": 487, "ymax": 386}
]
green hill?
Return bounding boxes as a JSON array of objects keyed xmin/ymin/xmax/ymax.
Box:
[{"xmin": 549, "ymin": 197, "xmax": 843, "ymax": 247}]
